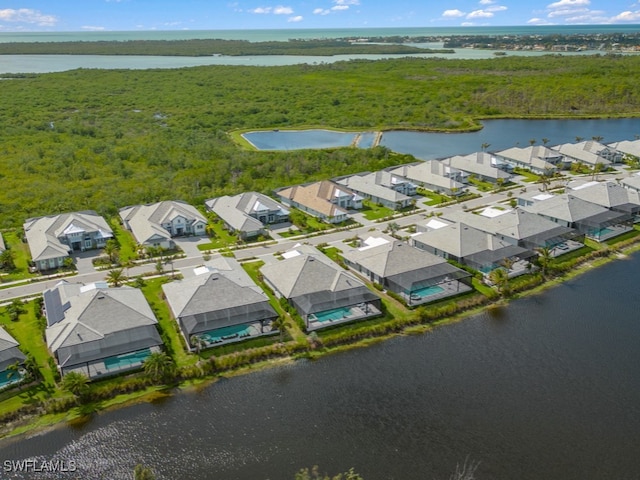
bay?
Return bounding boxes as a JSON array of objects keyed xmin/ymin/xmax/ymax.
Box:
[{"xmin": 1, "ymin": 253, "xmax": 640, "ymax": 479}]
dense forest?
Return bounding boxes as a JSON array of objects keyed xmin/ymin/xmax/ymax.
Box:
[
  {"xmin": 0, "ymin": 38, "xmax": 451, "ymax": 56},
  {"xmin": 1, "ymin": 54, "xmax": 640, "ymax": 228}
]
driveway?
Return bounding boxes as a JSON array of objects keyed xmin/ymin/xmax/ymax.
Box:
[
  {"xmin": 173, "ymin": 236, "xmax": 208, "ymax": 258},
  {"xmin": 72, "ymin": 250, "xmax": 100, "ymax": 275}
]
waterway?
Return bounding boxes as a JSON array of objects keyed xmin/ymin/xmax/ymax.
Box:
[
  {"xmin": 1, "ymin": 253, "xmax": 639, "ymax": 479},
  {"xmin": 243, "ymin": 118, "xmax": 640, "ymax": 159}
]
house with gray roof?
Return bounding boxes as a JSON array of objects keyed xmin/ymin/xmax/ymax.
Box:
[
  {"xmin": 442, "ymin": 208, "xmax": 580, "ymax": 253},
  {"xmin": 494, "ymin": 145, "xmax": 564, "ymax": 174},
  {"xmin": 567, "ymin": 180, "xmax": 640, "ymax": 220},
  {"xmin": 621, "ymin": 175, "xmax": 640, "ymax": 193},
  {"xmin": 335, "ymin": 171, "xmax": 416, "ymax": 210},
  {"xmin": 163, "ymin": 256, "xmax": 277, "ymax": 348},
  {"xmin": 0, "ymin": 327, "xmax": 26, "ymax": 390},
  {"xmin": 442, "ymin": 152, "xmax": 513, "ymax": 184},
  {"xmin": 523, "ymin": 194, "xmax": 632, "ymax": 242},
  {"xmin": 411, "ymin": 222, "xmax": 532, "ymax": 276},
  {"xmin": 388, "ymin": 161, "xmax": 466, "ymax": 196},
  {"xmin": 43, "ymin": 281, "xmax": 163, "ymax": 379},
  {"xmin": 260, "ymin": 245, "xmax": 381, "ymax": 330},
  {"xmin": 608, "ymin": 139, "xmax": 640, "ymax": 160},
  {"xmin": 341, "ymin": 237, "xmax": 472, "ymax": 306},
  {"xmin": 23, "ymin": 211, "xmax": 113, "ymax": 272},
  {"xmin": 205, "ymin": 192, "xmax": 289, "ymax": 240},
  {"xmin": 275, "ymin": 180, "xmax": 363, "ymax": 224},
  {"xmin": 552, "ymin": 140, "xmax": 619, "ymax": 167},
  {"xmin": 119, "ymin": 200, "xmax": 207, "ymax": 250}
]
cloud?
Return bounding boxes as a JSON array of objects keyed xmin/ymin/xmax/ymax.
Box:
[
  {"xmin": 273, "ymin": 6, "xmax": 293, "ymax": 14},
  {"xmin": 313, "ymin": 8, "xmax": 330, "ymax": 15},
  {"xmin": 250, "ymin": 5, "xmax": 293, "ymax": 15},
  {"xmin": 547, "ymin": 0, "xmax": 590, "ymax": 8},
  {"xmin": 250, "ymin": 7, "xmax": 271, "ymax": 13},
  {"xmin": 313, "ymin": 1, "xmax": 358, "ymax": 16},
  {"xmin": 442, "ymin": 9, "xmax": 466, "ymax": 18},
  {"xmin": 467, "ymin": 10, "xmax": 494, "ymax": 19},
  {"xmin": 548, "ymin": 8, "xmax": 588, "ymax": 17},
  {"xmin": 486, "ymin": 5, "xmax": 507, "ymax": 12},
  {"xmin": 479, "ymin": 0, "xmax": 494, "ymax": 4},
  {"xmin": 334, "ymin": 0, "xmax": 360, "ymax": 4},
  {"xmin": 0, "ymin": 8, "xmax": 57, "ymax": 26},
  {"xmin": 81, "ymin": 25, "xmax": 106, "ymax": 31},
  {"xmin": 611, "ymin": 10, "xmax": 640, "ymax": 22},
  {"xmin": 332, "ymin": 5, "xmax": 349, "ymax": 11},
  {"xmin": 288, "ymin": 15, "xmax": 303, "ymax": 22},
  {"xmin": 527, "ymin": 17, "xmax": 554, "ymax": 25}
]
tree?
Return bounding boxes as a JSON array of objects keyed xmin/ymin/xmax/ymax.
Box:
[
  {"xmin": 272, "ymin": 315, "xmax": 291, "ymax": 342},
  {"xmin": 6, "ymin": 298, "xmax": 26, "ymax": 322},
  {"xmin": 488, "ymin": 267, "xmax": 509, "ymax": 297},
  {"xmin": 61, "ymin": 371, "xmax": 90, "ymax": 400},
  {"xmin": 0, "ymin": 249, "xmax": 16, "ymax": 272},
  {"xmin": 501, "ymin": 257, "xmax": 514, "ymax": 272},
  {"xmin": 190, "ymin": 335, "xmax": 206, "ymax": 357},
  {"xmin": 103, "ymin": 239, "xmax": 120, "ymax": 265},
  {"xmin": 481, "ymin": 142, "xmax": 490, "ymax": 152},
  {"xmin": 143, "ymin": 352, "xmax": 176, "ymax": 383},
  {"xmin": 536, "ymin": 246, "xmax": 553, "ymax": 279},
  {"xmin": 592, "ymin": 161, "xmax": 603, "ymax": 181},
  {"xmin": 529, "ymin": 138, "xmax": 536, "ymax": 146},
  {"xmin": 23, "ymin": 353, "xmax": 41, "ymax": 381},
  {"xmin": 542, "ymin": 137, "xmax": 550, "ymax": 145},
  {"xmin": 133, "ymin": 465, "xmax": 156, "ymax": 480},
  {"xmin": 106, "ymin": 268, "xmax": 125, "ymax": 287}
]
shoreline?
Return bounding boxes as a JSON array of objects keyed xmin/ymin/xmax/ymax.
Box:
[{"xmin": 2, "ymin": 236, "xmax": 639, "ymax": 442}]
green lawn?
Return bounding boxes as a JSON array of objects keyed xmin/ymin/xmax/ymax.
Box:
[
  {"xmin": 468, "ymin": 177, "xmax": 494, "ymax": 192},
  {"xmin": 418, "ymin": 189, "xmax": 454, "ymax": 206},
  {"xmin": 197, "ymin": 219, "xmax": 239, "ymax": 251},
  {"xmin": 140, "ymin": 278, "xmax": 195, "ymax": 367},
  {"xmin": 513, "ymin": 168, "xmax": 541, "ymax": 183},
  {"xmin": 361, "ymin": 201, "xmax": 394, "ymax": 221},
  {"xmin": 110, "ymin": 220, "xmax": 138, "ymax": 261},
  {"xmin": 1, "ymin": 230, "xmax": 38, "ymax": 282}
]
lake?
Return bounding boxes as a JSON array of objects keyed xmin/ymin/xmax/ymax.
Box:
[
  {"xmin": 243, "ymin": 118, "xmax": 640, "ymax": 159},
  {"xmin": 1, "ymin": 253, "xmax": 639, "ymax": 479}
]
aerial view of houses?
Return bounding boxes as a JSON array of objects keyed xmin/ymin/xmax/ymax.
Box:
[{"xmin": 0, "ymin": 327, "xmax": 26, "ymax": 391}]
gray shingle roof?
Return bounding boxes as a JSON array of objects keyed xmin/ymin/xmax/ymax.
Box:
[
  {"xmin": 23, "ymin": 211, "xmax": 113, "ymax": 262},
  {"xmin": 336, "ymin": 172, "xmax": 412, "ymax": 204},
  {"xmin": 0, "ymin": 327, "xmax": 26, "ymax": 372},
  {"xmin": 389, "ymin": 161, "xmax": 464, "ymax": 191},
  {"xmin": 205, "ymin": 192, "xmax": 288, "ymax": 234}
]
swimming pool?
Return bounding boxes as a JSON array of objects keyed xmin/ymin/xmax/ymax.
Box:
[
  {"xmin": 0, "ymin": 369, "xmax": 22, "ymax": 390},
  {"xmin": 312, "ymin": 307, "xmax": 352, "ymax": 323},
  {"xmin": 104, "ymin": 349, "xmax": 152, "ymax": 371},
  {"xmin": 410, "ymin": 285, "xmax": 445, "ymax": 299},
  {"xmin": 199, "ymin": 324, "xmax": 252, "ymax": 344}
]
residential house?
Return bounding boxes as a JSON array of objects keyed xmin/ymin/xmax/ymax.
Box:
[
  {"xmin": 621, "ymin": 175, "xmax": 640, "ymax": 194},
  {"xmin": 494, "ymin": 145, "xmax": 564, "ymax": 174},
  {"xmin": 388, "ymin": 161, "xmax": 466, "ymax": 196},
  {"xmin": 567, "ymin": 180, "xmax": 640, "ymax": 221},
  {"xmin": 608, "ymin": 139, "xmax": 640, "ymax": 160},
  {"xmin": 411, "ymin": 222, "xmax": 531, "ymax": 276},
  {"xmin": 119, "ymin": 200, "xmax": 207, "ymax": 249},
  {"xmin": 23, "ymin": 211, "xmax": 113, "ymax": 272},
  {"xmin": 523, "ymin": 194, "xmax": 632, "ymax": 241},
  {"xmin": 335, "ymin": 171, "xmax": 416, "ymax": 210},
  {"xmin": 205, "ymin": 192, "xmax": 289, "ymax": 240},
  {"xmin": 442, "ymin": 208, "xmax": 580, "ymax": 255},
  {"xmin": 43, "ymin": 281, "xmax": 163, "ymax": 379},
  {"xmin": 275, "ymin": 180, "xmax": 363, "ymax": 224},
  {"xmin": 0, "ymin": 327, "xmax": 26, "ymax": 390},
  {"xmin": 260, "ymin": 245, "xmax": 381, "ymax": 330},
  {"xmin": 341, "ymin": 237, "xmax": 472, "ymax": 306},
  {"xmin": 552, "ymin": 140, "xmax": 620, "ymax": 167},
  {"xmin": 441, "ymin": 152, "xmax": 513, "ymax": 184},
  {"xmin": 163, "ymin": 256, "xmax": 278, "ymax": 348}
]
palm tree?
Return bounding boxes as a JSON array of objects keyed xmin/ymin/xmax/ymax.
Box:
[
  {"xmin": 61, "ymin": 371, "xmax": 90, "ymax": 400},
  {"xmin": 143, "ymin": 352, "xmax": 176, "ymax": 383},
  {"xmin": 542, "ymin": 137, "xmax": 550, "ymax": 146},
  {"xmin": 22, "ymin": 353, "xmax": 41, "ymax": 381},
  {"xmin": 103, "ymin": 239, "xmax": 120, "ymax": 265},
  {"xmin": 271, "ymin": 315, "xmax": 291, "ymax": 342},
  {"xmin": 488, "ymin": 267, "xmax": 509, "ymax": 297},
  {"xmin": 190, "ymin": 335, "xmax": 206, "ymax": 357},
  {"xmin": 5, "ymin": 361, "xmax": 21, "ymax": 385},
  {"xmin": 529, "ymin": 138, "xmax": 536, "ymax": 146},
  {"xmin": 592, "ymin": 161, "xmax": 603, "ymax": 181},
  {"xmin": 481, "ymin": 142, "xmax": 491, "ymax": 152},
  {"xmin": 536, "ymin": 246, "xmax": 553, "ymax": 279},
  {"xmin": 106, "ymin": 268, "xmax": 125, "ymax": 287},
  {"xmin": 122, "ymin": 258, "xmax": 135, "ymax": 279},
  {"xmin": 501, "ymin": 257, "xmax": 514, "ymax": 272}
]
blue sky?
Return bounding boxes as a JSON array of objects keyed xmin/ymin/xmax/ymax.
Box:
[{"xmin": 1, "ymin": 1, "xmax": 640, "ymax": 31}]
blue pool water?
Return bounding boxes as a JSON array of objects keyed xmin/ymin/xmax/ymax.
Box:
[
  {"xmin": 411, "ymin": 285, "xmax": 445, "ymax": 299},
  {"xmin": 598, "ymin": 228, "xmax": 614, "ymax": 237},
  {"xmin": 0, "ymin": 369, "xmax": 22, "ymax": 390},
  {"xmin": 104, "ymin": 349, "xmax": 152, "ymax": 371},
  {"xmin": 313, "ymin": 307, "xmax": 352, "ymax": 323},
  {"xmin": 199, "ymin": 324, "xmax": 252, "ymax": 344}
]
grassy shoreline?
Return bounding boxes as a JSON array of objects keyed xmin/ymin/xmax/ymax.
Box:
[{"xmin": 2, "ymin": 235, "xmax": 639, "ymax": 442}]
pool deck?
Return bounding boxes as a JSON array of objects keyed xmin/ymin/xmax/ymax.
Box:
[
  {"xmin": 197, "ymin": 322, "xmax": 276, "ymax": 349},
  {"xmin": 308, "ymin": 303, "xmax": 382, "ymax": 331},
  {"xmin": 63, "ymin": 346, "xmax": 162, "ymax": 380},
  {"xmin": 407, "ymin": 280, "xmax": 473, "ymax": 307}
]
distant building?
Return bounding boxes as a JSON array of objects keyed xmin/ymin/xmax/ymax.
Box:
[
  {"xmin": 23, "ymin": 211, "xmax": 113, "ymax": 272},
  {"xmin": 44, "ymin": 281, "xmax": 163, "ymax": 379},
  {"xmin": 388, "ymin": 161, "xmax": 466, "ymax": 196},
  {"xmin": 335, "ymin": 171, "xmax": 416, "ymax": 210},
  {"xmin": 275, "ymin": 180, "xmax": 363, "ymax": 224},
  {"xmin": 494, "ymin": 146, "xmax": 564, "ymax": 174},
  {"xmin": 441, "ymin": 152, "xmax": 513, "ymax": 184},
  {"xmin": 552, "ymin": 140, "xmax": 620, "ymax": 167},
  {"xmin": 119, "ymin": 200, "xmax": 207, "ymax": 249},
  {"xmin": 205, "ymin": 192, "xmax": 289, "ymax": 240},
  {"xmin": 608, "ymin": 139, "xmax": 640, "ymax": 159}
]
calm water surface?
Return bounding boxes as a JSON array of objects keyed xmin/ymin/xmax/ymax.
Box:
[{"xmin": 1, "ymin": 254, "xmax": 639, "ymax": 479}]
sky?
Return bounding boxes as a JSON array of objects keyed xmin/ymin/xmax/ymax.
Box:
[{"xmin": 1, "ymin": 0, "xmax": 640, "ymax": 32}]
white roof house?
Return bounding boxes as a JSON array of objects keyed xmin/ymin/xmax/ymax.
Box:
[
  {"xmin": 23, "ymin": 211, "xmax": 113, "ymax": 271},
  {"xmin": 119, "ymin": 200, "xmax": 207, "ymax": 249},
  {"xmin": 0, "ymin": 327, "xmax": 26, "ymax": 376},
  {"xmin": 43, "ymin": 281, "xmax": 162, "ymax": 379},
  {"xmin": 442, "ymin": 152, "xmax": 513, "ymax": 183},
  {"xmin": 552, "ymin": 140, "xmax": 619, "ymax": 167},
  {"xmin": 335, "ymin": 171, "xmax": 416, "ymax": 210},
  {"xmin": 494, "ymin": 146, "xmax": 563, "ymax": 174},
  {"xmin": 388, "ymin": 161, "xmax": 466, "ymax": 196}
]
